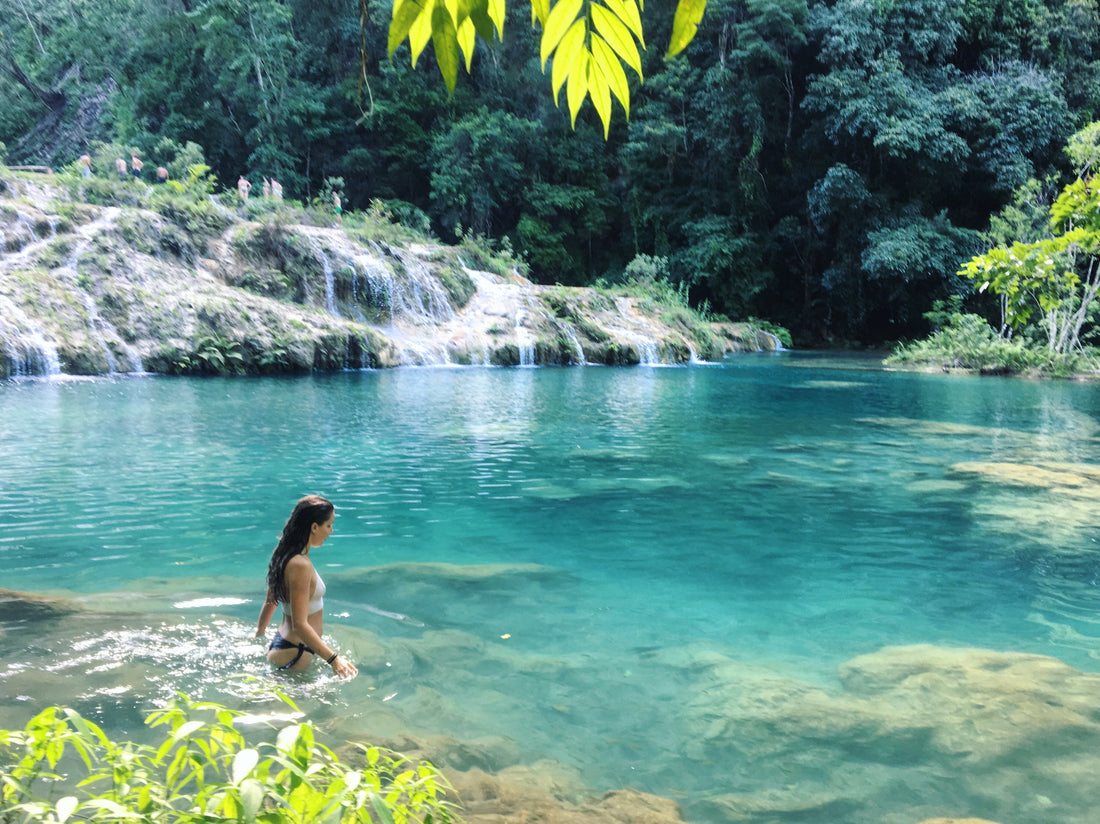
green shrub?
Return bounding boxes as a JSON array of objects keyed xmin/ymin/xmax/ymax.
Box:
[
  {"xmin": 888, "ymin": 301, "xmax": 1038, "ymax": 373},
  {"xmin": 0, "ymin": 694, "xmax": 461, "ymax": 824}
]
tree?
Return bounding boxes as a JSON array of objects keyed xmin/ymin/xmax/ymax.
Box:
[{"xmin": 960, "ymin": 122, "xmax": 1100, "ymax": 355}]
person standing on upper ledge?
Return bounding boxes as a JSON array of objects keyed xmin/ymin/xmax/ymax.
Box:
[
  {"xmin": 238, "ymin": 175, "xmax": 252, "ymax": 202},
  {"xmin": 115, "ymin": 157, "xmax": 127, "ymax": 180},
  {"xmin": 78, "ymin": 153, "xmax": 92, "ymax": 178},
  {"xmin": 131, "ymin": 154, "xmax": 144, "ymax": 181},
  {"xmin": 156, "ymin": 166, "xmax": 168, "ymax": 184}
]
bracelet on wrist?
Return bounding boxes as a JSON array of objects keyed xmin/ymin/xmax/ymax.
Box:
[{"xmin": 327, "ymin": 652, "xmax": 338, "ymax": 664}]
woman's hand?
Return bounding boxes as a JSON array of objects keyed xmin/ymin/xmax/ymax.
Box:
[{"xmin": 329, "ymin": 654, "xmax": 358, "ymax": 678}]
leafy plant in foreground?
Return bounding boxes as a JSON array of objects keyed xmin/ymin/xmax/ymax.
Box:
[{"xmin": 0, "ymin": 694, "xmax": 460, "ymax": 824}]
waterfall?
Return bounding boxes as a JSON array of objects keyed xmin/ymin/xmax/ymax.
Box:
[
  {"xmin": 0, "ymin": 296, "xmax": 61, "ymax": 377},
  {"xmin": 752, "ymin": 328, "xmax": 786, "ymax": 352},
  {"xmin": 59, "ymin": 238, "xmax": 142, "ymax": 373},
  {"xmin": 638, "ymin": 341, "xmax": 659, "ymax": 365},
  {"xmin": 380, "ymin": 243, "xmax": 456, "ymax": 324},
  {"xmin": 515, "ymin": 309, "xmax": 535, "ymax": 367},
  {"xmin": 562, "ymin": 325, "xmax": 586, "ymax": 365},
  {"xmin": 307, "ymin": 237, "xmax": 340, "ymax": 316},
  {"xmin": 346, "ymin": 243, "xmax": 457, "ymax": 329}
]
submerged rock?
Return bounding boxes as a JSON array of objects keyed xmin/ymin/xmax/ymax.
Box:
[{"xmin": 0, "ymin": 587, "xmax": 82, "ymax": 622}]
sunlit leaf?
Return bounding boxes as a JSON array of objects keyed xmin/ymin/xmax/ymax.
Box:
[
  {"xmin": 487, "ymin": 0, "xmax": 506, "ymax": 35},
  {"xmin": 540, "ymin": 0, "xmax": 584, "ymax": 68},
  {"xmin": 666, "ymin": 0, "xmax": 706, "ymax": 58},
  {"xmin": 551, "ymin": 18, "xmax": 587, "ymax": 101},
  {"xmin": 55, "ymin": 796, "xmax": 79, "ymax": 824},
  {"xmin": 456, "ymin": 16, "xmax": 477, "ymax": 70},
  {"xmin": 591, "ymin": 33, "xmax": 630, "ymax": 118},
  {"xmin": 566, "ymin": 51, "xmax": 590, "ymax": 126},
  {"xmin": 591, "ymin": 4, "xmax": 643, "ymax": 78},
  {"xmin": 600, "ymin": 0, "xmax": 644, "ymax": 45},
  {"xmin": 587, "ymin": 57, "xmax": 613, "ymax": 136},
  {"xmin": 388, "ymin": 0, "xmax": 427, "ymax": 56},
  {"xmin": 232, "ymin": 748, "xmax": 260, "ymax": 784},
  {"xmin": 408, "ymin": 4, "xmax": 435, "ymax": 64}
]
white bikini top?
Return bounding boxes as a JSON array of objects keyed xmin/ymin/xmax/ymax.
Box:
[{"xmin": 308, "ymin": 570, "xmax": 325, "ymax": 614}]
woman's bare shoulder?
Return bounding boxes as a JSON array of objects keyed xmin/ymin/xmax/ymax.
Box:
[{"xmin": 285, "ymin": 554, "xmax": 314, "ymax": 576}]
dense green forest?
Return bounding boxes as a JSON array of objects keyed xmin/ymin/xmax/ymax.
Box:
[{"xmin": 2, "ymin": 0, "xmax": 1099, "ymax": 347}]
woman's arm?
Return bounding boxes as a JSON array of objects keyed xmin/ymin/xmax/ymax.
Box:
[{"xmin": 254, "ymin": 589, "xmax": 278, "ymax": 637}]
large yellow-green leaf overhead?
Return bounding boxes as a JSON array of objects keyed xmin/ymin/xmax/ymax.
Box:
[{"xmin": 386, "ymin": 0, "xmax": 705, "ymax": 136}]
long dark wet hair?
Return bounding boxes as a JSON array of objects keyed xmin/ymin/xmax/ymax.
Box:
[{"xmin": 265, "ymin": 495, "xmax": 334, "ymax": 604}]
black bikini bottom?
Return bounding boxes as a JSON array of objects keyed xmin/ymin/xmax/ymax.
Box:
[{"xmin": 269, "ymin": 630, "xmax": 316, "ymax": 670}]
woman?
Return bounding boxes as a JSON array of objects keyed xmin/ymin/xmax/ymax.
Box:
[{"xmin": 255, "ymin": 495, "xmax": 357, "ymax": 677}]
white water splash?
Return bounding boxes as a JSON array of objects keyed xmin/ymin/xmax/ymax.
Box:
[
  {"xmin": 0, "ymin": 295, "xmax": 61, "ymax": 377},
  {"xmin": 515, "ymin": 309, "xmax": 535, "ymax": 367},
  {"xmin": 307, "ymin": 237, "xmax": 340, "ymax": 317}
]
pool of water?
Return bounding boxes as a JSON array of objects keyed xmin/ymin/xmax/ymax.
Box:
[{"xmin": 4, "ymin": 353, "xmax": 1100, "ymax": 824}]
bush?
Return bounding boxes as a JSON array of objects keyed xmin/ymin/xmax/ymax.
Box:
[
  {"xmin": 0, "ymin": 694, "xmax": 461, "ymax": 824},
  {"xmin": 888, "ymin": 300, "xmax": 1040, "ymax": 373}
]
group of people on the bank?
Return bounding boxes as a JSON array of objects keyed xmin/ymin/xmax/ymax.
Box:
[
  {"xmin": 237, "ymin": 175, "xmax": 283, "ymax": 202},
  {"xmin": 78, "ymin": 151, "xmax": 167, "ymax": 184},
  {"xmin": 74, "ymin": 152, "xmax": 342, "ymax": 220}
]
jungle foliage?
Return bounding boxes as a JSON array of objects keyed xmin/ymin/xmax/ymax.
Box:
[
  {"xmin": 2, "ymin": 0, "xmax": 1100, "ymax": 347},
  {"xmin": 0, "ymin": 694, "xmax": 460, "ymax": 824}
]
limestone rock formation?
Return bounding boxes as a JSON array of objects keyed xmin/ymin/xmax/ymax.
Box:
[{"xmin": 0, "ymin": 169, "xmax": 773, "ymax": 377}]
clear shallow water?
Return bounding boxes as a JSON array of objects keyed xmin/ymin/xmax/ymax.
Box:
[{"xmin": 4, "ymin": 354, "xmax": 1100, "ymax": 823}]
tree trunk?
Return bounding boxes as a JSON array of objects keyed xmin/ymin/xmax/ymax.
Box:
[{"xmin": 0, "ymin": 39, "xmax": 68, "ymax": 113}]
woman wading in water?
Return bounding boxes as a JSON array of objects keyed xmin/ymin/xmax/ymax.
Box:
[{"xmin": 255, "ymin": 495, "xmax": 357, "ymax": 678}]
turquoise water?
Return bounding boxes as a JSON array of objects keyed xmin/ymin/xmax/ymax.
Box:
[{"xmin": 4, "ymin": 354, "xmax": 1100, "ymax": 823}]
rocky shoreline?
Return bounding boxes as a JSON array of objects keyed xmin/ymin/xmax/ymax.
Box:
[{"xmin": 0, "ymin": 169, "xmax": 776, "ymax": 379}]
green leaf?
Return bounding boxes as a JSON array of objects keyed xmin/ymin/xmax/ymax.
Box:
[
  {"xmin": 232, "ymin": 748, "xmax": 260, "ymax": 784},
  {"xmin": 666, "ymin": 0, "xmax": 706, "ymax": 58},
  {"xmin": 540, "ymin": 0, "xmax": 584, "ymax": 69},
  {"xmin": 240, "ymin": 779, "xmax": 265, "ymax": 819},
  {"xmin": 456, "ymin": 16, "xmax": 477, "ymax": 69},
  {"xmin": 591, "ymin": 4, "xmax": 643, "ymax": 79},
  {"xmin": 173, "ymin": 720, "xmax": 205, "ymax": 741},
  {"xmin": 551, "ymin": 18, "xmax": 587, "ymax": 101},
  {"xmin": 388, "ymin": 0, "xmax": 427, "ymax": 56},
  {"xmin": 55, "ymin": 796, "xmax": 79, "ymax": 823},
  {"xmin": 586, "ymin": 56, "xmax": 613, "ymax": 136},
  {"xmin": 487, "ymin": 0, "xmax": 506, "ymax": 35},
  {"xmin": 591, "ymin": 33, "xmax": 631, "ymax": 118},
  {"xmin": 531, "ymin": 0, "xmax": 551, "ymax": 26},
  {"xmin": 370, "ymin": 793, "xmax": 398, "ymax": 824},
  {"xmin": 432, "ymin": 1, "xmax": 461, "ymax": 90},
  {"xmin": 409, "ymin": 2, "xmax": 435, "ymax": 64},
  {"xmin": 566, "ymin": 51, "xmax": 590, "ymax": 127},
  {"xmin": 600, "ymin": 0, "xmax": 644, "ymax": 45}
]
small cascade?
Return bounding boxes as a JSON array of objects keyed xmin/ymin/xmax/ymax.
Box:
[
  {"xmin": 515, "ymin": 309, "xmax": 535, "ymax": 367},
  {"xmin": 307, "ymin": 237, "xmax": 340, "ymax": 316},
  {"xmin": 750, "ymin": 327, "xmax": 786, "ymax": 352},
  {"xmin": 0, "ymin": 296, "xmax": 61, "ymax": 377},
  {"xmin": 59, "ymin": 238, "xmax": 141, "ymax": 373},
  {"xmin": 638, "ymin": 341, "xmax": 659, "ymax": 365},
  {"xmin": 375, "ymin": 243, "xmax": 456, "ymax": 324},
  {"xmin": 561, "ymin": 325, "xmax": 586, "ymax": 365}
]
